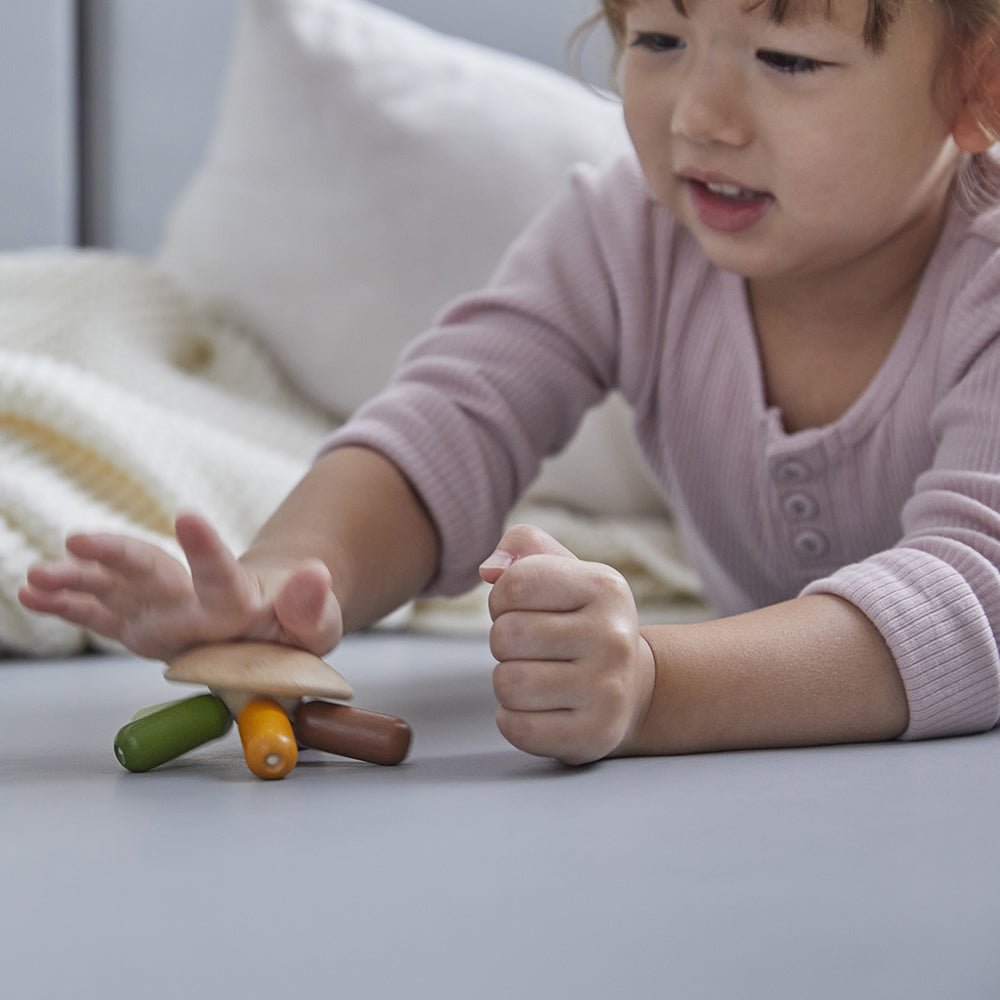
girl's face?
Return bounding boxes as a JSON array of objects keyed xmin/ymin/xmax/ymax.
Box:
[{"xmin": 622, "ymin": 0, "xmax": 965, "ymax": 289}]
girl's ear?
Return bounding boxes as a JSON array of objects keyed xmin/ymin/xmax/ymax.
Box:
[{"xmin": 952, "ymin": 36, "xmax": 1000, "ymax": 154}]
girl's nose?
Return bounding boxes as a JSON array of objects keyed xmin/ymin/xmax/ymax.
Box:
[{"xmin": 671, "ymin": 61, "xmax": 751, "ymax": 146}]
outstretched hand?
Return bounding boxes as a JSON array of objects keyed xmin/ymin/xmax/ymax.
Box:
[
  {"xmin": 479, "ymin": 524, "xmax": 655, "ymax": 766},
  {"xmin": 19, "ymin": 513, "xmax": 344, "ymax": 662}
]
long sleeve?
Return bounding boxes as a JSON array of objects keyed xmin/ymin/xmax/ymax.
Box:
[
  {"xmin": 802, "ymin": 245, "xmax": 1000, "ymax": 739},
  {"xmin": 319, "ymin": 152, "xmax": 1000, "ymax": 740},
  {"xmin": 321, "ymin": 159, "xmax": 646, "ymax": 595}
]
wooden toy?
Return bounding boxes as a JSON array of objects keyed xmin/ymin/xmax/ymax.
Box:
[
  {"xmin": 114, "ymin": 693, "xmax": 233, "ymax": 773},
  {"xmin": 114, "ymin": 642, "xmax": 412, "ymax": 779},
  {"xmin": 236, "ymin": 696, "xmax": 300, "ymax": 779}
]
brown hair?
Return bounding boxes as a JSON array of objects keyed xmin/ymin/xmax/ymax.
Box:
[
  {"xmin": 583, "ymin": 0, "xmax": 1000, "ymax": 137},
  {"xmin": 577, "ymin": 0, "xmax": 1000, "ymax": 200},
  {"xmin": 597, "ymin": 0, "xmax": 999, "ymax": 52}
]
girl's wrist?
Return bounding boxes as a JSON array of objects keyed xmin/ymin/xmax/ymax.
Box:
[{"xmin": 610, "ymin": 633, "xmax": 658, "ymax": 758}]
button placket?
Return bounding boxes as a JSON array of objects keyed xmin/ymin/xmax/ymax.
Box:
[
  {"xmin": 768, "ymin": 451, "xmax": 832, "ymax": 563},
  {"xmin": 791, "ymin": 528, "xmax": 830, "ymax": 560},
  {"xmin": 770, "ymin": 456, "xmax": 813, "ymax": 486},
  {"xmin": 782, "ymin": 491, "xmax": 819, "ymax": 521}
]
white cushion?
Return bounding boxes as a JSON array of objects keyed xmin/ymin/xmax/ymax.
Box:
[{"xmin": 158, "ymin": 0, "xmax": 665, "ymax": 516}]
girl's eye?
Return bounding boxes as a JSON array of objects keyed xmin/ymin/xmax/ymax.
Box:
[
  {"xmin": 630, "ymin": 32, "xmax": 684, "ymax": 53},
  {"xmin": 757, "ymin": 49, "xmax": 825, "ymax": 74}
]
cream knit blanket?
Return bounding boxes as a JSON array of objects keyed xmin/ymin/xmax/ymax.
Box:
[
  {"xmin": 0, "ymin": 250, "xmax": 706, "ymax": 656},
  {"xmin": 0, "ymin": 250, "xmax": 333, "ymax": 655}
]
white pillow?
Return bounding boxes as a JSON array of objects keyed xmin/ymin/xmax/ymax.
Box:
[{"xmin": 158, "ymin": 0, "xmax": 666, "ymax": 517}]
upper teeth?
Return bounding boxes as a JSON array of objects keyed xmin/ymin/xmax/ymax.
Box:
[{"xmin": 706, "ymin": 181, "xmax": 749, "ymax": 198}]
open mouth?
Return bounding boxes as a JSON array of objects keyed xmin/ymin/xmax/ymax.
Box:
[{"xmin": 687, "ymin": 178, "xmax": 773, "ymax": 233}]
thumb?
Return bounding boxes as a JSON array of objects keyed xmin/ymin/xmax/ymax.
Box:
[
  {"xmin": 273, "ymin": 560, "xmax": 344, "ymax": 655},
  {"xmin": 479, "ymin": 523, "xmax": 576, "ymax": 585}
]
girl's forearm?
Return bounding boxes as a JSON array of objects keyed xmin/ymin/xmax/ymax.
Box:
[
  {"xmin": 623, "ymin": 594, "xmax": 910, "ymax": 755},
  {"xmin": 243, "ymin": 446, "xmax": 440, "ymax": 634}
]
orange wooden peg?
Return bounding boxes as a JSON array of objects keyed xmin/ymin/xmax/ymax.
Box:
[{"xmin": 237, "ymin": 697, "xmax": 298, "ymax": 780}]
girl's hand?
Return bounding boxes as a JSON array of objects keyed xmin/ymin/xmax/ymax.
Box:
[
  {"xmin": 479, "ymin": 524, "xmax": 655, "ymax": 766},
  {"xmin": 18, "ymin": 513, "xmax": 344, "ymax": 662}
]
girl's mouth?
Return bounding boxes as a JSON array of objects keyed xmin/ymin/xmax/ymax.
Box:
[{"xmin": 687, "ymin": 178, "xmax": 774, "ymax": 233}]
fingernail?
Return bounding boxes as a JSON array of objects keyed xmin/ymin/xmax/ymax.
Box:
[{"xmin": 480, "ymin": 549, "xmax": 514, "ymax": 571}]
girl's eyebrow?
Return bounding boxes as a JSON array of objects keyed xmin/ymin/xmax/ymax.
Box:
[{"xmin": 747, "ymin": 0, "xmax": 844, "ymax": 29}]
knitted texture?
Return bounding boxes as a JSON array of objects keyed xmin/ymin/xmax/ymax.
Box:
[
  {"xmin": 1, "ymin": 249, "xmax": 705, "ymax": 655},
  {"xmin": 0, "ymin": 250, "xmax": 333, "ymax": 655}
]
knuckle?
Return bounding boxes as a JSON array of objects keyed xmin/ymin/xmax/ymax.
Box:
[
  {"xmin": 491, "ymin": 658, "xmax": 527, "ymax": 703},
  {"xmin": 594, "ymin": 562, "xmax": 633, "ymax": 601},
  {"xmin": 495, "ymin": 705, "xmax": 536, "ymax": 750},
  {"xmin": 503, "ymin": 523, "xmax": 551, "ymax": 550},
  {"xmin": 495, "ymin": 562, "xmax": 535, "ymax": 607},
  {"xmin": 489, "ymin": 614, "xmax": 520, "ymax": 661},
  {"xmin": 603, "ymin": 618, "xmax": 637, "ymax": 661}
]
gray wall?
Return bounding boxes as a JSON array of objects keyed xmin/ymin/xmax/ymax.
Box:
[
  {"xmin": 78, "ymin": 0, "xmax": 240, "ymax": 251},
  {"xmin": 0, "ymin": 0, "xmax": 78, "ymax": 249},
  {"xmin": 1, "ymin": 0, "xmax": 606, "ymax": 255}
]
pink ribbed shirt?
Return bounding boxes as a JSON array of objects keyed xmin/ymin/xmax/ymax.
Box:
[{"xmin": 324, "ymin": 153, "xmax": 1000, "ymax": 741}]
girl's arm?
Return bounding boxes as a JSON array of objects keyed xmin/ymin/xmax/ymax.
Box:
[
  {"xmin": 243, "ymin": 445, "xmax": 440, "ymax": 637},
  {"xmin": 626, "ymin": 594, "xmax": 909, "ymax": 756},
  {"xmin": 482, "ymin": 523, "xmax": 909, "ymax": 764}
]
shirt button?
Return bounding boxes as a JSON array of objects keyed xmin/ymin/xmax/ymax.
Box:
[
  {"xmin": 792, "ymin": 529, "xmax": 829, "ymax": 559},
  {"xmin": 782, "ymin": 492, "xmax": 819, "ymax": 521},
  {"xmin": 771, "ymin": 457, "xmax": 813, "ymax": 485}
]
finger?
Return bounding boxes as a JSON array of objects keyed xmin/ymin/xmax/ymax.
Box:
[
  {"xmin": 492, "ymin": 658, "xmax": 581, "ymax": 712},
  {"xmin": 487, "ymin": 554, "xmax": 601, "ymax": 620},
  {"xmin": 272, "ymin": 562, "xmax": 343, "ymax": 655},
  {"xmin": 495, "ymin": 705, "xmax": 592, "ymax": 765},
  {"xmin": 63, "ymin": 534, "xmax": 195, "ymax": 611},
  {"xmin": 479, "ymin": 523, "xmax": 576, "ymax": 584},
  {"xmin": 18, "ymin": 585, "xmax": 126, "ymax": 641},
  {"xmin": 175, "ymin": 514, "xmax": 255, "ymax": 611},
  {"xmin": 25, "ymin": 558, "xmax": 151, "ymax": 613},
  {"xmin": 70, "ymin": 540, "xmax": 203, "ymax": 622},
  {"xmin": 25, "ymin": 558, "xmax": 98, "ymax": 592},
  {"xmin": 489, "ymin": 608, "xmax": 586, "ymax": 663},
  {"xmin": 66, "ymin": 533, "xmax": 178, "ymax": 581}
]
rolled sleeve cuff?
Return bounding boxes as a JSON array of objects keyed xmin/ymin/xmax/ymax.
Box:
[{"xmin": 802, "ymin": 549, "xmax": 1000, "ymax": 740}]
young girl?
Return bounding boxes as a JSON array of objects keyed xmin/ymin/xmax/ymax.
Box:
[{"xmin": 20, "ymin": 0, "xmax": 1000, "ymax": 765}]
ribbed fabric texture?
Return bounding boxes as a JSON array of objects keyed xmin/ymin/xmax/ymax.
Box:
[
  {"xmin": 326, "ymin": 152, "xmax": 1000, "ymax": 740},
  {"xmin": 1, "ymin": 249, "xmax": 705, "ymax": 654}
]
